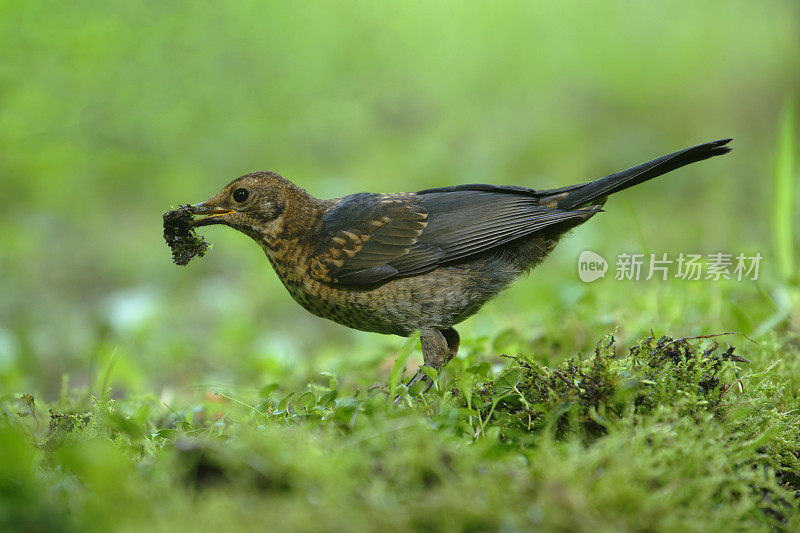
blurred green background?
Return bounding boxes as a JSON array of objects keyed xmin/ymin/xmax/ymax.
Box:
[{"xmin": 1, "ymin": 0, "xmax": 798, "ymax": 400}]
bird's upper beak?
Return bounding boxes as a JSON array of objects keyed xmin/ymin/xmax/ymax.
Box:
[{"xmin": 190, "ymin": 201, "xmax": 235, "ymax": 227}]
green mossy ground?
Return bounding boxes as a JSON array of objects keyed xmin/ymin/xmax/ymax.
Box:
[{"xmin": 3, "ymin": 333, "xmax": 799, "ymax": 532}]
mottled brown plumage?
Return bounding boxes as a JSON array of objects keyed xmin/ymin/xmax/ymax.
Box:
[{"xmin": 186, "ymin": 139, "xmax": 732, "ymax": 389}]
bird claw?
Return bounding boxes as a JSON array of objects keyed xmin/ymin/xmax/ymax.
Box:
[
  {"xmin": 393, "ymin": 368, "xmax": 434, "ymax": 405},
  {"xmin": 394, "ymin": 327, "xmax": 459, "ymax": 405}
]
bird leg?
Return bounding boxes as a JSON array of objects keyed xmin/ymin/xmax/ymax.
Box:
[{"xmin": 406, "ymin": 327, "xmax": 460, "ymax": 392}]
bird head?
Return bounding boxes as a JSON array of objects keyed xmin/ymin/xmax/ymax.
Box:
[{"xmin": 190, "ymin": 171, "xmax": 296, "ymax": 245}]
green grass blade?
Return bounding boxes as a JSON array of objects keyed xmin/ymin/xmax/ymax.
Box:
[
  {"xmin": 773, "ymin": 98, "xmax": 798, "ymax": 284},
  {"xmin": 389, "ymin": 331, "xmax": 420, "ymax": 398}
]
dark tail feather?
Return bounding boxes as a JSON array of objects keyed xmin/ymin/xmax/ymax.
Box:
[{"xmin": 545, "ymin": 139, "xmax": 733, "ymax": 210}]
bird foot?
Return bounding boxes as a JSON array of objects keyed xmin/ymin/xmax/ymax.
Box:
[
  {"xmin": 393, "ymin": 327, "xmax": 460, "ymax": 406},
  {"xmin": 393, "ymin": 369, "xmax": 434, "ymax": 405}
]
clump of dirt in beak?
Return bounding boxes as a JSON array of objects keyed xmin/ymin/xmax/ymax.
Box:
[{"xmin": 163, "ymin": 205, "xmax": 210, "ymax": 266}]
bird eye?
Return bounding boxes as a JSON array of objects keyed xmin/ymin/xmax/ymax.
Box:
[{"xmin": 232, "ymin": 188, "xmax": 250, "ymax": 203}]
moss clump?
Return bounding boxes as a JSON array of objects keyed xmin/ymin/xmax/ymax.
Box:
[
  {"xmin": 480, "ymin": 334, "xmax": 754, "ymax": 443},
  {"xmin": 44, "ymin": 410, "xmax": 97, "ymax": 451},
  {"xmin": 163, "ymin": 205, "xmax": 209, "ymax": 266}
]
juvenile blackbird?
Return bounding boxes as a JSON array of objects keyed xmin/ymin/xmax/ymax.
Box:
[{"xmin": 188, "ymin": 139, "xmax": 732, "ymax": 387}]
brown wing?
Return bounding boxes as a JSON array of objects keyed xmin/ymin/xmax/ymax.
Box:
[{"xmin": 310, "ymin": 189, "xmax": 598, "ymax": 285}]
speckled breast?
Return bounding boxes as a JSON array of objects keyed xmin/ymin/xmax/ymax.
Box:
[
  {"xmin": 263, "ymin": 248, "xmax": 521, "ymax": 338},
  {"xmin": 265, "ymin": 252, "xmax": 413, "ymax": 336}
]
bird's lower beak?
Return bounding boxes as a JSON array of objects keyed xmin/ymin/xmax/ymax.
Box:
[{"xmin": 190, "ymin": 202, "xmax": 235, "ymax": 227}]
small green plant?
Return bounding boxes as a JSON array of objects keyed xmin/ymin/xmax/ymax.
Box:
[{"xmin": 773, "ymin": 98, "xmax": 799, "ymax": 285}]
